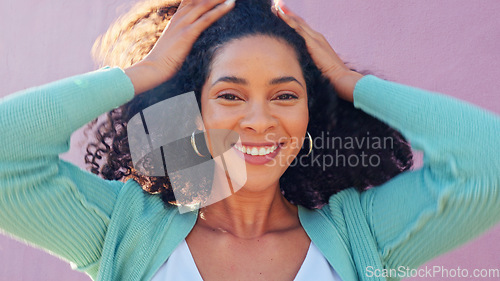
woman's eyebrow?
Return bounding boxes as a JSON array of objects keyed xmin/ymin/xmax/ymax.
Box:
[
  {"xmin": 212, "ymin": 76, "xmax": 247, "ymax": 86},
  {"xmin": 211, "ymin": 76, "xmax": 304, "ymax": 89},
  {"xmin": 270, "ymin": 76, "xmax": 304, "ymax": 89}
]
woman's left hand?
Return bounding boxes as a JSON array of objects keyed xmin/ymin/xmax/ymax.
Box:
[{"xmin": 274, "ymin": 3, "xmax": 363, "ymax": 102}]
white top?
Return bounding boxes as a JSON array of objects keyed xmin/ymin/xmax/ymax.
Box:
[{"xmin": 151, "ymin": 239, "xmax": 343, "ymax": 281}]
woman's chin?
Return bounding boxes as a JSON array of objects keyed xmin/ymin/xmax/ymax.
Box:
[{"xmin": 235, "ymin": 177, "xmax": 281, "ymax": 194}]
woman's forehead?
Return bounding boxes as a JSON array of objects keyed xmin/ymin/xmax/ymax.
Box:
[{"xmin": 207, "ymin": 35, "xmax": 305, "ymax": 84}]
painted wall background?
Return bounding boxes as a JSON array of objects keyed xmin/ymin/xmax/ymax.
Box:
[{"xmin": 0, "ymin": 0, "xmax": 499, "ymax": 280}]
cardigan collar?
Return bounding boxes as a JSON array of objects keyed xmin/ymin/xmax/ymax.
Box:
[
  {"xmin": 147, "ymin": 204, "xmax": 359, "ymax": 281},
  {"xmin": 297, "ymin": 205, "xmax": 358, "ymax": 281}
]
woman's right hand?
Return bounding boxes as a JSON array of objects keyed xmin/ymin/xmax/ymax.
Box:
[
  {"xmin": 125, "ymin": 0, "xmax": 235, "ymax": 95},
  {"xmin": 274, "ymin": 3, "xmax": 362, "ymax": 102}
]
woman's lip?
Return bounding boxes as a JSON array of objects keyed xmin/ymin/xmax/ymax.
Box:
[
  {"xmin": 231, "ymin": 142, "xmax": 283, "ymax": 147},
  {"xmin": 231, "ymin": 143, "xmax": 282, "ymax": 165}
]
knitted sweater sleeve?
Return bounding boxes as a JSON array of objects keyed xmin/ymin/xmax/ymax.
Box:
[
  {"xmin": 0, "ymin": 67, "xmax": 135, "ymax": 270},
  {"xmin": 354, "ymin": 75, "xmax": 500, "ymax": 273}
]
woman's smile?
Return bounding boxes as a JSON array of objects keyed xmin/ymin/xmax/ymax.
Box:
[
  {"xmin": 232, "ymin": 142, "xmax": 283, "ymax": 165},
  {"xmin": 233, "ymin": 142, "xmax": 280, "ymax": 156},
  {"xmin": 200, "ymin": 35, "xmax": 309, "ymax": 190}
]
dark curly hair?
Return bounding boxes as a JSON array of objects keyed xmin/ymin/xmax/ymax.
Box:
[{"xmin": 85, "ymin": 0, "xmax": 413, "ymax": 209}]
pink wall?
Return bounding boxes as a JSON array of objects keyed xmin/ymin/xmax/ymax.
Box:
[{"xmin": 1, "ymin": 0, "xmax": 499, "ymax": 280}]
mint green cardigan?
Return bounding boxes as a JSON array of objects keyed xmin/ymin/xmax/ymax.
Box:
[{"xmin": 0, "ymin": 67, "xmax": 499, "ymax": 281}]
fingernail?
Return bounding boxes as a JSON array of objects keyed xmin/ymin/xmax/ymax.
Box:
[
  {"xmin": 277, "ymin": 5, "xmax": 285, "ymax": 15},
  {"xmin": 271, "ymin": 5, "xmax": 277, "ymax": 15},
  {"xmin": 224, "ymin": 0, "xmax": 235, "ymax": 6}
]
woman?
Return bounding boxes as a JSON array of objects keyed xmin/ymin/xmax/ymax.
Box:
[{"xmin": 0, "ymin": 0, "xmax": 499, "ymax": 280}]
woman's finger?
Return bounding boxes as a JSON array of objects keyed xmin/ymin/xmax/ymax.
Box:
[
  {"xmin": 275, "ymin": 4, "xmax": 352, "ymax": 87},
  {"xmin": 173, "ymin": 0, "xmax": 225, "ymax": 28},
  {"xmin": 171, "ymin": 0, "xmax": 198, "ymax": 20},
  {"xmin": 188, "ymin": 0, "xmax": 235, "ymax": 35},
  {"xmin": 177, "ymin": 0, "xmax": 192, "ymax": 11},
  {"xmin": 280, "ymin": 5, "xmax": 306, "ymax": 25},
  {"xmin": 277, "ymin": 7, "xmax": 313, "ymax": 40},
  {"xmin": 178, "ymin": 0, "xmax": 202, "ymax": 10},
  {"xmin": 277, "ymin": 5, "xmax": 322, "ymax": 40},
  {"xmin": 181, "ymin": 0, "xmax": 232, "ymax": 25}
]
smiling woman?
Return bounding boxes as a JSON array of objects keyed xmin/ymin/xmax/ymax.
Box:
[
  {"xmin": 200, "ymin": 35, "xmax": 310, "ymax": 191},
  {"xmin": 0, "ymin": 0, "xmax": 499, "ymax": 281},
  {"xmin": 88, "ymin": 0, "xmax": 413, "ymax": 211}
]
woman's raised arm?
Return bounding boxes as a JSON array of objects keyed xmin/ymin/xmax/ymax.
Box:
[
  {"xmin": 0, "ymin": 0, "xmax": 235, "ymax": 274},
  {"xmin": 354, "ymin": 75, "xmax": 500, "ymax": 273},
  {"xmin": 0, "ymin": 67, "xmax": 135, "ymax": 272},
  {"xmin": 279, "ymin": 3, "xmax": 500, "ymax": 275}
]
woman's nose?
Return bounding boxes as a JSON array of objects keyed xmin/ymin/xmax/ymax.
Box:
[{"xmin": 239, "ymin": 101, "xmax": 278, "ymax": 134}]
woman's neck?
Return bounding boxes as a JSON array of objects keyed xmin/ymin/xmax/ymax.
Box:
[{"xmin": 198, "ymin": 183, "xmax": 300, "ymax": 239}]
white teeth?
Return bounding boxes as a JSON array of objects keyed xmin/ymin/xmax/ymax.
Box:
[{"xmin": 234, "ymin": 144, "xmax": 279, "ymax": 156}]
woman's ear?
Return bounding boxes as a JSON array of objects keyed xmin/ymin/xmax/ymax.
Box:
[{"xmin": 195, "ymin": 116, "xmax": 205, "ymax": 131}]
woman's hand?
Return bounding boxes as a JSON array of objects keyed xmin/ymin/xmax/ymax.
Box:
[
  {"xmin": 125, "ymin": 0, "xmax": 235, "ymax": 95},
  {"xmin": 274, "ymin": 3, "xmax": 363, "ymax": 102}
]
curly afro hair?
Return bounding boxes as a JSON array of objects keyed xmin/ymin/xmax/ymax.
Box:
[{"xmin": 85, "ymin": 0, "xmax": 413, "ymax": 209}]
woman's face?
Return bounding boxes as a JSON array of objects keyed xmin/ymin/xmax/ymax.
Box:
[{"xmin": 200, "ymin": 35, "xmax": 309, "ymax": 192}]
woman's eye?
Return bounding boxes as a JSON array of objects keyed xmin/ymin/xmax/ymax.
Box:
[
  {"xmin": 217, "ymin": 93, "xmax": 242, "ymax": 101},
  {"xmin": 275, "ymin": 93, "xmax": 298, "ymax": 100}
]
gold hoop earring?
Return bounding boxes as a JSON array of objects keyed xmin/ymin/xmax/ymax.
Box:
[
  {"xmin": 306, "ymin": 131, "xmax": 313, "ymax": 157},
  {"xmin": 191, "ymin": 130, "xmax": 205, "ymax": 157}
]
